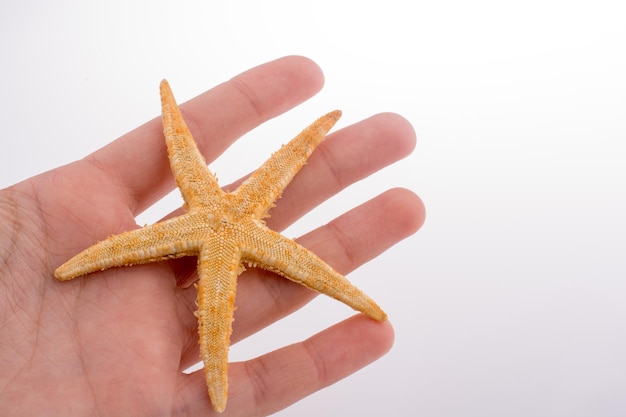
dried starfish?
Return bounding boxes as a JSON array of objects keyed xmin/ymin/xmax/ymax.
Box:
[{"xmin": 55, "ymin": 80, "xmax": 387, "ymax": 413}]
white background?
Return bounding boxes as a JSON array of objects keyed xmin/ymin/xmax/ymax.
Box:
[{"xmin": 2, "ymin": 1, "xmax": 626, "ymax": 416}]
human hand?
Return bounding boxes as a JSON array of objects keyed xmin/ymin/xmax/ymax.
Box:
[{"xmin": 0, "ymin": 56, "xmax": 425, "ymax": 416}]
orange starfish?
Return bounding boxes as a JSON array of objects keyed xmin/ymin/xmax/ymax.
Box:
[{"xmin": 55, "ymin": 80, "xmax": 387, "ymax": 413}]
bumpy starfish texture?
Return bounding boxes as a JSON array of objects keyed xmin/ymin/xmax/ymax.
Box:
[{"xmin": 55, "ymin": 80, "xmax": 387, "ymax": 413}]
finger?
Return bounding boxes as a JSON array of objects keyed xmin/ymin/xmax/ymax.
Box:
[
  {"xmin": 170, "ymin": 112, "xmax": 417, "ymax": 287},
  {"xmin": 267, "ymin": 111, "xmax": 417, "ymax": 231},
  {"xmin": 85, "ymin": 56, "xmax": 324, "ymax": 216},
  {"xmin": 177, "ymin": 188, "xmax": 424, "ymax": 370},
  {"xmin": 174, "ymin": 314, "xmax": 394, "ymax": 417}
]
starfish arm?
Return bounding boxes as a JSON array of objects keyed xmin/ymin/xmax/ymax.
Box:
[
  {"xmin": 196, "ymin": 238, "xmax": 241, "ymax": 413},
  {"xmin": 241, "ymin": 223, "xmax": 387, "ymax": 321},
  {"xmin": 54, "ymin": 216, "xmax": 203, "ymax": 281},
  {"xmin": 160, "ymin": 80, "xmax": 224, "ymax": 208},
  {"xmin": 234, "ymin": 111, "xmax": 341, "ymax": 219}
]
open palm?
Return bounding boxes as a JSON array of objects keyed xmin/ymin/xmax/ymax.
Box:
[{"xmin": 0, "ymin": 56, "xmax": 424, "ymax": 416}]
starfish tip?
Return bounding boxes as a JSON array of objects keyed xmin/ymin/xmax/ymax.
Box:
[{"xmin": 329, "ymin": 109, "xmax": 342, "ymax": 120}]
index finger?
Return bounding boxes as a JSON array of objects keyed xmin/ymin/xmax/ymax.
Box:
[{"xmin": 85, "ymin": 56, "xmax": 324, "ymax": 216}]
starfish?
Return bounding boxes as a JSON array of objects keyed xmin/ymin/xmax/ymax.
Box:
[{"xmin": 55, "ymin": 80, "xmax": 387, "ymax": 413}]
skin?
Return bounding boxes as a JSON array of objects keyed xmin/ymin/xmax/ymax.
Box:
[{"xmin": 0, "ymin": 56, "xmax": 425, "ymax": 416}]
